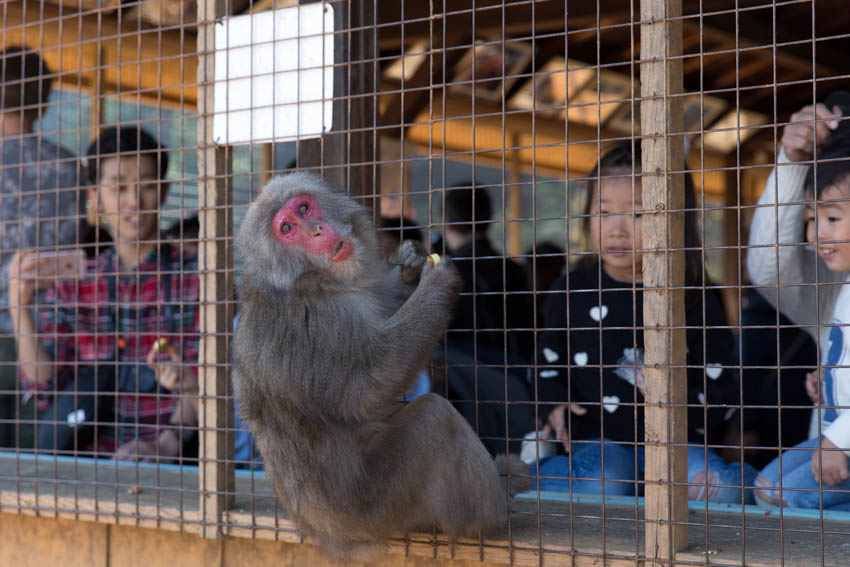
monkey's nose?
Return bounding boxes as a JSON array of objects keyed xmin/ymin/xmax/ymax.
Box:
[{"xmin": 304, "ymin": 220, "xmax": 325, "ymax": 237}]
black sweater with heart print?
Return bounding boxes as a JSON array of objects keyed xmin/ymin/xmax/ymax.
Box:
[{"xmin": 536, "ymin": 261, "xmax": 739, "ymax": 446}]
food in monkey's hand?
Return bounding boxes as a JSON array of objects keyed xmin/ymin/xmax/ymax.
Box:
[{"xmin": 232, "ymin": 173, "xmax": 529, "ymax": 559}]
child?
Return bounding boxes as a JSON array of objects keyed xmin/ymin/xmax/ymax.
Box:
[
  {"xmin": 748, "ymin": 91, "xmax": 850, "ymax": 509},
  {"xmin": 534, "ymin": 141, "xmax": 754, "ymax": 502}
]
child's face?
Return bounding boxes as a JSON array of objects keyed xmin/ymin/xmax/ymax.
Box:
[
  {"xmin": 588, "ymin": 176, "xmax": 642, "ymax": 281},
  {"xmin": 806, "ymin": 181, "xmax": 850, "ymax": 272},
  {"xmin": 88, "ymin": 156, "xmax": 164, "ymax": 244}
]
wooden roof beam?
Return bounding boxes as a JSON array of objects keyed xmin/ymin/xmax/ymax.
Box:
[
  {"xmin": 379, "ymin": 42, "xmax": 469, "ymax": 133},
  {"xmin": 3, "ymin": 0, "xmax": 197, "ymax": 107},
  {"xmin": 404, "ymin": 95, "xmax": 730, "ymax": 197}
]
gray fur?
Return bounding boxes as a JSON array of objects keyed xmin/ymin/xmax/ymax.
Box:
[{"xmin": 233, "ymin": 173, "xmax": 522, "ymax": 558}]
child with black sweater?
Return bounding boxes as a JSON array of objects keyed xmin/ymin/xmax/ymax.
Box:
[{"xmin": 533, "ymin": 142, "xmax": 756, "ymax": 502}]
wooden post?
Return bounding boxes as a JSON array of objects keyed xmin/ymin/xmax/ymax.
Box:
[
  {"xmin": 261, "ymin": 143, "xmax": 274, "ymax": 186},
  {"xmin": 508, "ymin": 133, "xmax": 523, "ymax": 257},
  {"xmin": 88, "ymin": 46, "xmax": 104, "ymax": 138},
  {"xmin": 197, "ymin": 0, "xmax": 235, "ymax": 540},
  {"xmin": 296, "ymin": 0, "xmax": 376, "ymax": 198},
  {"xmin": 723, "ymin": 158, "xmax": 741, "ymax": 328},
  {"xmin": 640, "ymin": 0, "xmax": 688, "ymax": 562}
]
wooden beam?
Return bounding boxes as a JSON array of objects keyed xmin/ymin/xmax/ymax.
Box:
[
  {"xmin": 379, "ymin": 43, "xmax": 468, "ymax": 133},
  {"xmin": 377, "ymin": 1, "xmax": 599, "ymax": 50},
  {"xmin": 297, "ymin": 0, "xmax": 376, "ymax": 197},
  {"xmin": 2, "ymin": 1, "xmax": 198, "ymax": 107},
  {"xmin": 404, "ymin": 95, "xmax": 731, "ymax": 197},
  {"xmin": 196, "ymin": 0, "xmax": 235, "ymax": 540},
  {"xmin": 640, "ymin": 0, "xmax": 688, "ymax": 563}
]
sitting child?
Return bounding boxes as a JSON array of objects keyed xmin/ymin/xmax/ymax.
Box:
[
  {"xmin": 748, "ymin": 91, "xmax": 850, "ymax": 509},
  {"xmin": 534, "ymin": 141, "xmax": 755, "ymax": 502},
  {"xmin": 9, "ymin": 126, "xmax": 200, "ymax": 460}
]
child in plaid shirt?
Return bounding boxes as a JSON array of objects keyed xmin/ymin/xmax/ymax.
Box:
[{"xmin": 8, "ymin": 126, "xmax": 200, "ymax": 461}]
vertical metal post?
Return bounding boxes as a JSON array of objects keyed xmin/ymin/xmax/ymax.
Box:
[
  {"xmin": 197, "ymin": 0, "xmax": 235, "ymax": 540},
  {"xmin": 640, "ymin": 0, "xmax": 688, "ymax": 562}
]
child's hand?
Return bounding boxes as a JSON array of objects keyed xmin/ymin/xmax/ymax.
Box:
[
  {"xmin": 805, "ymin": 370, "xmax": 823, "ymax": 404},
  {"xmin": 811, "ymin": 437, "xmax": 850, "ymax": 487},
  {"xmin": 543, "ymin": 403, "xmax": 587, "ymax": 453},
  {"xmin": 782, "ymin": 103, "xmax": 841, "ymax": 162},
  {"xmin": 147, "ymin": 340, "xmax": 198, "ymax": 394}
]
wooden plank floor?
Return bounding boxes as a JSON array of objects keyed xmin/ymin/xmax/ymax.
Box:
[{"xmin": 2, "ymin": 453, "xmax": 848, "ymax": 566}]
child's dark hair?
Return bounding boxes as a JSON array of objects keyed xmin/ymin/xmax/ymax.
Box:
[
  {"xmin": 0, "ymin": 46, "xmax": 52, "ymax": 121},
  {"xmin": 804, "ymin": 90, "xmax": 850, "ymax": 199},
  {"xmin": 379, "ymin": 216, "xmax": 423, "ymax": 244},
  {"xmin": 86, "ymin": 126, "xmax": 169, "ymax": 185},
  {"xmin": 444, "ymin": 182, "xmax": 492, "ymax": 237},
  {"xmin": 578, "ymin": 140, "xmax": 704, "ymax": 287}
]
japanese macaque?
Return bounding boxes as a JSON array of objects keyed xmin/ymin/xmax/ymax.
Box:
[{"xmin": 233, "ymin": 173, "xmax": 528, "ymax": 558}]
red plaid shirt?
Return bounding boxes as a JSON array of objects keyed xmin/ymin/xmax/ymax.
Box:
[{"xmin": 24, "ymin": 243, "xmax": 201, "ymax": 446}]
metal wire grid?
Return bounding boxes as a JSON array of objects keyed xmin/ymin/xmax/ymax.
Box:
[{"xmin": 0, "ymin": 0, "xmax": 847, "ymax": 565}]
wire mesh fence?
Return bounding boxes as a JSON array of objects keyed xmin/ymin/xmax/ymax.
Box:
[{"xmin": 0, "ymin": 0, "xmax": 849, "ymax": 565}]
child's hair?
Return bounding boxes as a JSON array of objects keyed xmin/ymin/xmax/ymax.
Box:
[
  {"xmin": 379, "ymin": 216, "xmax": 423, "ymax": 244},
  {"xmin": 0, "ymin": 46, "xmax": 52, "ymax": 121},
  {"xmin": 804, "ymin": 90, "xmax": 850, "ymax": 199},
  {"xmin": 86, "ymin": 126, "xmax": 169, "ymax": 185},
  {"xmin": 577, "ymin": 140, "xmax": 704, "ymax": 287}
]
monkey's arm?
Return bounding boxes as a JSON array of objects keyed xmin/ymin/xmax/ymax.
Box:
[{"xmin": 377, "ymin": 259, "xmax": 460, "ymax": 385}]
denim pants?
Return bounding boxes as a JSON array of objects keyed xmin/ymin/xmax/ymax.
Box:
[
  {"xmin": 531, "ymin": 437, "xmax": 757, "ymax": 504},
  {"xmin": 755, "ymin": 437, "xmax": 850, "ymax": 510}
]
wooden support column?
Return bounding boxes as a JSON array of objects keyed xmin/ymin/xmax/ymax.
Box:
[
  {"xmin": 640, "ymin": 0, "xmax": 688, "ymax": 562},
  {"xmin": 261, "ymin": 143, "xmax": 275, "ymax": 186},
  {"xmin": 197, "ymin": 0, "xmax": 235, "ymax": 540},
  {"xmin": 508, "ymin": 133, "xmax": 523, "ymax": 257},
  {"xmin": 88, "ymin": 46, "xmax": 104, "ymax": 138},
  {"xmin": 723, "ymin": 158, "xmax": 741, "ymax": 329},
  {"xmin": 297, "ymin": 0, "xmax": 376, "ymax": 198}
]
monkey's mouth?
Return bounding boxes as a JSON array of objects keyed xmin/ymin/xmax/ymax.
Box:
[{"xmin": 331, "ymin": 238, "xmax": 354, "ymax": 262}]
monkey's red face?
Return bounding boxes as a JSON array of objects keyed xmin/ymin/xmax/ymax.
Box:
[{"xmin": 272, "ymin": 196, "xmax": 354, "ymax": 262}]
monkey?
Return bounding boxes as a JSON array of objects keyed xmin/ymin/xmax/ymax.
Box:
[{"xmin": 232, "ymin": 172, "xmax": 529, "ymax": 558}]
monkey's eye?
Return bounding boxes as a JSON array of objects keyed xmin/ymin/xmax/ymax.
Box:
[
  {"xmin": 280, "ymin": 223, "xmax": 292, "ymax": 234},
  {"xmin": 298, "ymin": 203, "xmax": 309, "ymax": 216}
]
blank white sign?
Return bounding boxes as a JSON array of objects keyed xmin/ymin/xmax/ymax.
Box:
[{"xmin": 213, "ymin": 3, "xmax": 334, "ymax": 145}]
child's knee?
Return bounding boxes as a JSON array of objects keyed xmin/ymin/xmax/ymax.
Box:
[
  {"xmin": 688, "ymin": 469, "xmax": 720, "ymax": 502},
  {"xmin": 753, "ymin": 475, "xmax": 787, "ymax": 507}
]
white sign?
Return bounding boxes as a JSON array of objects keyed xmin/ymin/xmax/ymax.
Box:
[{"xmin": 213, "ymin": 3, "xmax": 334, "ymax": 145}]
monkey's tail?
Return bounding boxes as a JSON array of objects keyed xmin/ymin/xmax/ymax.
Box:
[{"xmin": 494, "ymin": 453, "xmax": 532, "ymax": 497}]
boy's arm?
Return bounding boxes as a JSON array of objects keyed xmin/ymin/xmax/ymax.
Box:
[
  {"xmin": 746, "ymin": 148, "xmax": 826, "ymax": 332},
  {"xmin": 748, "ymin": 103, "xmax": 846, "ymax": 332}
]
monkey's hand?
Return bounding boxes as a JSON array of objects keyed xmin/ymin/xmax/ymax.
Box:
[
  {"xmin": 419, "ymin": 252, "xmax": 462, "ymax": 298},
  {"xmin": 395, "ymin": 239, "xmax": 428, "ymax": 285}
]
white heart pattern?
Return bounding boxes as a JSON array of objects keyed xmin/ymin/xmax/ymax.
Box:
[
  {"xmin": 540, "ymin": 370, "xmax": 559, "ymax": 379},
  {"xmin": 602, "ymin": 395, "xmax": 620, "ymax": 413},
  {"xmin": 697, "ymin": 392, "xmax": 706, "ymax": 405},
  {"xmin": 706, "ymin": 364, "xmax": 723, "ymax": 380},
  {"xmin": 543, "ymin": 347, "xmax": 559, "ymax": 363},
  {"xmin": 574, "ymin": 352, "xmax": 589, "ymax": 366},
  {"xmin": 589, "ymin": 305, "xmax": 609, "ymax": 322}
]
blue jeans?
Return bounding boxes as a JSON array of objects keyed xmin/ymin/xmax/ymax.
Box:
[
  {"xmin": 755, "ymin": 437, "xmax": 850, "ymax": 509},
  {"xmin": 531, "ymin": 438, "xmax": 757, "ymax": 504}
]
